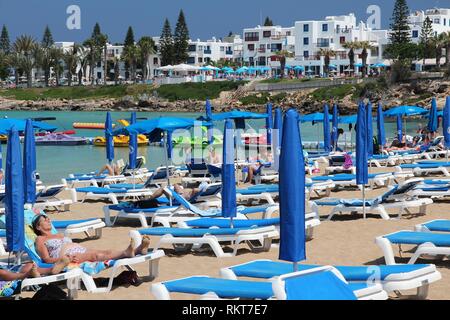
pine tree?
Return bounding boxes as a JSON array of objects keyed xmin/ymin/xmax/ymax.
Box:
[
  {"xmin": 385, "ymin": 0, "xmax": 417, "ymax": 63},
  {"xmin": 419, "ymin": 16, "xmax": 434, "ymax": 65},
  {"xmin": 173, "ymin": 10, "xmax": 189, "ymax": 64},
  {"xmin": 0, "ymin": 25, "xmax": 10, "ymax": 53},
  {"xmin": 160, "ymin": 18, "xmax": 174, "ymax": 66},
  {"xmin": 124, "ymin": 26, "xmax": 135, "ymax": 48},
  {"xmin": 264, "ymin": 17, "xmax": 273, "ymax": 26},
  {"xmin": 42, "ymin": 25, "xmax": 54, "ymax": 48},
  {"xmin": 123, "ymin": 26, "xmax": 135, "ymax": 80}
]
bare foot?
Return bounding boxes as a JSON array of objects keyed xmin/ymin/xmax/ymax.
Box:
[
  {"xmin": 139, "ymin": 236, "xmax": 151, "ymax": 255},
  {"xmin": 125, "ymin": 238, "xmax": 136, "ymax": 258},
  {"xmin": 29, "ymin": 263, "xmax": 41, "ymax": 278},
  {"xmin": 51, "ymin": 256, "xmax": 70, "ymax": 275}
]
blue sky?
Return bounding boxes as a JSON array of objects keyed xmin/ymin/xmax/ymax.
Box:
[{"xmin": 0, "ymin": 0, "xmax": 441, "ymax": 43}]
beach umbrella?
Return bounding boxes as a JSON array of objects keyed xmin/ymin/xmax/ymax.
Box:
[
  {"xmin": 105, "ymin": 112, "xmax": 114, "ymax": 164},
  {"xmin": 23, "ymin": 119, "xmax": 36, "ymax": 205},
  {"xmin": 443, "ymin": 97, "xmax": 450, "ymax": 160},
  {"xmin": 427, "ymin": 97, "xmax": 438, "ymax": 133},
  {"xmin": 279, "ymin": 109, "xmax": 306, "ymax": 271},
  {"xmin": 272, "ymin": 108, "xmax": 282, "ymax": 172},
  {"xmin": 205, "ymin": 99, "xmax": 214, "ymax": 145},
  {"xmin": 323, "ymin": 104, "xmax": 331, "ymax": 152},
  {"xmin": 0, "ymin": 118, "xmax": 57, "ymax": 135},
  {"xmin": 385, "ymin": 105, "xmax": 428, "ymax": 136},
  {"xmin": 376, "ymin": 102, "xmax": 386, "ymax": 149},
  {"xmin": 5, "ymin": 126, "xmax": 25, "ymax": 257},
  {"xmin": 396, "ymin": 114, "xmax": 403, "ymax": 141},
  {"xmin": 356, "ymin": 102, "xmax": 368, "ymax": 219},
  {"xmin": 128, "ymin": 112, "xmax": 138, "ymax": 170},
  {"xmin": 266, "ymin": 103, "xmax": 273, "ymax": 145},
  {"xmin": 331, "ymin": 104, "xmax": 339, "ymax": 151},
  {"xmin": 366, "ymin": 102, "xmax": 373, "ymax": 158},
  {"xmin": 299, "ymin": 113, "xmax": 324, "ymax": 123},
  {"xmin": 221, "ymin": 119, "xmax": 237, "ymax": 227}
]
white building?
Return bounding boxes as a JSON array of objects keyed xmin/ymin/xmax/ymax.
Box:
[
  {"xmin": 292, "ymin": 13, "xmax": 388, "ymax": 76},
  {"xmin": 242, "ymin": 25, "xmax": 295, "ymax": 67},
  {"xmin": 186, "ymin": 37, "xmax": 235, "ymax": 66},
  {"xmin": 408, "ymin": 8, "xmax": 450, "ymax": 43}
]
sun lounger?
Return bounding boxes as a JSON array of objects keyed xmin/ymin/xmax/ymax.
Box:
[
  {"xmin": 70, "ymin": 186, "xmax": 155, "ymax": 204},
  {"xmin": 375, "ymin": 230, "xmax": 450, "ymax": 264},
  {"xmin": 103, "ymin": 186, "xmax": 279, "ymax": 228},
  {"xmin": 369, "ymin": 154, "xmax": 401, "ymax": 168},
  {"xmin": 415, "ymin": 220, "xmax": 450, "ymax": 233},
  {"xmin": 131, "ymin": 225, "xmax": 279, "ymax": 258},
  {"xmin": 151, "ymin": 266, "xmax": 387, "ymax": 300},
  {"xmin": 311, "ymin": 173, "xmax": 394, "ymax": 190},
  {"xmin": 32, "ymin": 184, "xmax": 74, "ymax": 212},
  {"xmin": 395, "ymin": 162, "xmax": 450, "ymax": 177},
  {"xmin": 311, "ymin": 182, "xmax": 433, "ymax": 220},
  {"xmin": 220, "ymin": 259, "xmax": 441, "ymax": 299}
]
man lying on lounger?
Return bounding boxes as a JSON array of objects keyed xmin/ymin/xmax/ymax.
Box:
[{"xmin": 131, "ymin": 183, "xmax": 208, "ymax": 209}]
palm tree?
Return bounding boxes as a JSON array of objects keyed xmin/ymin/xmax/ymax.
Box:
[
  {"xmin": 113, "ymin": 56, "xmax": 120, "ymax": 85},
  {"xmin": 63, "ymin": 45, "xmax": 78, "ymax": 86},
  {"xmin": 356, "ymin": 41, "xmax": 375, "ymax": 77},
  {"xmin": 122, "ymin": 44, "xmax": 138, "ymax": 82},
  {"xmin": 49, "ymin": 47, "xmax": 63, "ymax": 86},
  {"xmin": 342, "ymin": 41, "xmax": 358, "ymax": 75},
  {"xmin": 13, "ymin": 35, "xmax": 37, "ymax": 88},
  {"xmin": 441, "ymin": 31, "xmax": 450, "ymax": 67},
  {"xmin": 318, "ymin": 48, "xmax": 336, "ymax": 76},
  {"xmin": 99, "ymin": 34, "xmax": 108, "ymax": 84},
  {"xmin": 273, "ymin": 50, "xmax": 294, "ymax": 78},
  {"xmin": 432, "ymin": 34, "xmax": 445, "ymax": 68},
  {"xmin": 76, "ymin": 46, "xmax": 89, "ymax": 85},
  {"xmin": 137, "ymin": 37, "xmax": 155, "ymax": 81},
  {"xmin": 7, "ymin": 51, "xmax": 21, "ymax": 86}
]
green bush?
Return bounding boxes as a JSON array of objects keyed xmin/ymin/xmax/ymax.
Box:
[
  {"xmin": 310, "ymin": 84, "xmax": 355, "ymax": 101},
  {"xmin": 156, "ymin": 81, "xmax": 247, "ymax": 101}
]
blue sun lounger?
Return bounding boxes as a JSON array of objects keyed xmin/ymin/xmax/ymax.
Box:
[
  {"xmin": 415, "ymin": 220, "xmax": 450, "ymax": 233},
  {"xmin": 376, "ymin": 230, "xmax": 450, "ymax": 264},
  {"xmin": 71, "ymin": 186, "xmax": 155, "ymax": 204},
  {"xmin": 130, "ymin": 225, "xmax": 279, "ymax": 258},
  {"xmin": 151, "ymin": 266, "xmax": 386, "ymax": 300},
  {"xmin": 220, "ymin": 259, "xmax": 441, "ymax": 299}
]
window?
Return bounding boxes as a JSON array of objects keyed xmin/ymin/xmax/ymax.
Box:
[
  {"xmin": 263, "ymin": 30, "xmax": 271, "ymax": 38},
  {"xmin": 248, "ymin": 44, "xmax": 255, "ymax": 51},
  {"xmin": 444, "ymin": 18, "xmax": 447, "ymax": 26},
  {"xmin": 187, "ymin": 57, "xmax": 195, "ymax": 64},
  {"xmin": 317, "ymin": 38, "xmax": 330, "ymax": 47},
  {"xmin": 340, "ymin": 36, "xmax": 346, "ymax": 44},
  {"xmin": 153, "ymin": 57, "xmax": 158, "ymax": 65},
  {"xmin": 303, "ymin": 24, "xmax": 309, "ymax": 32},
  {"xmin": 303, "ymin": 50, "xmax": 309, "ymax": 58},
  {"xmin": 286, "ymin": 31, "xmax": 291, "ymax": 36},
  {"xmin": 188, "ymin": 45, "xmax": 196, "ymax": 52},
  {"xmin": 303, "ymin": 37, "xmax": 309, "ymax": 45},
  {"xmin": 198, "ymin": 57, "xmax": 203, "ymax": 63},
  {"xmin": 322, "ymin": 24, "xmax": 328, "ymax": 32},
  {"xmin": 220, "ymin": 46, "xmax": 225, "ymax": 51},
  {"xmin": 244, "ymin": 32, "xmax": 259, "ymax": 41},
  {"xmin": 97, "ymin": 62, "xmax": 101, "ymax": 68},
  {"xmin": 198, "ymin": 45, "xmax": 203, "ymax": 50},
  {"xmin": 412, "ymin": 30, "xmax": 419, "ymax": 38},
  {"xmin": 434, "ymin": 18, "xmax": 440, "ymax": 24}
]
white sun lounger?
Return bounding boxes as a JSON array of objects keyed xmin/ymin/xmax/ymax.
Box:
[
  {"xmin": 375, "ymin": 230, "xmax": 450, "ymax": 264},
  {"xmin": 151, "ymin": 266, "xmax": 386, "ymax": 300},
  {"xmin": 220, "ymin": 259, "xmax": 441, "ymax": 299},
  {"xmin": 70, "ymin": 186, "xmax": 155, "ymax": 204}
]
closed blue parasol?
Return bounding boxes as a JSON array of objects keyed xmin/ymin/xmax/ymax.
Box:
[
  {"xmin": 377, "ymin": 102, "xmax": 386, "ymax": 148},
  {"xmin": 279, "ymin": 109, "xmax": 306, "ymax": 270},
  {"xmin": 366, "ymin": 102, "xmax": 373, "ymax": 157},
  {"xmin": 427, "ymin": 97, "xmax": 438, "ymax": 133},
  {"xmin": 356, "ymin": 102, "xmax": 368, "ymax": 218},
  {"xmin": 205, "ymin": 99, "xmax": 214, "ymax": 145},
  {"xmin": 266, "ymin": 103, "xmax": 273, "ymax": 145},
  {"xmin": 128, "ymin": 112, "xmax": 138, "ymax": 169},
  {"xmin": 396, "ymin": 114, "xmax": 403, "ymax": 141},
  {"xmin": 23, "ymin": 119, "xmax": 36, "ymax": 204},
  {"xmin": 443, "ymin": 97, "xmax": 450, "ymax": 158},
  {"xmin": 272, "ymin": 108, "xmax": 282, "ymax": 171},
  {"xmin": 5, "ymin": 126, "xmax": 24, "ymax": 254},
  {"xmin": 105, "ymin": 112, "xmax": 114, "ymax": 163},
  {"xmin": 331, "ymin": 104, "xmax": 339, "ymax": 151},
  {"xmin": 221, "ymin": 119, "xmax": 237, "ymax": 223},
  {"xmin": 0, "ymin": 142, "xmax": 2, "ymax": 171},
  {"xmin": 323, "ymin": 104, "xmax": 331, "ymax": 152}
]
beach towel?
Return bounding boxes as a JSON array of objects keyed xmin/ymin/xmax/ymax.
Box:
[{"xmin": 0, "ymin": 265, "xmax": 22, "ymax": 297}]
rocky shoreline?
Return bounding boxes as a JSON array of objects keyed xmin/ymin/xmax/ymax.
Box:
[{"xmin": 1, "ymin": 79, "xmax": 450, "ymax": 114}]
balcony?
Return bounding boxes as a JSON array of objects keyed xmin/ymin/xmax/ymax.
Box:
[
  {"xmin": 258, "ymin": 48, "xmax": 266, "ymax": 53},
  {"xmin": 226, "ymin": 50, "xmax": 233, "ymax": 55},
  {"xmin": 204, "ymin": 50, "xmax": 212, "ymax": 54}
]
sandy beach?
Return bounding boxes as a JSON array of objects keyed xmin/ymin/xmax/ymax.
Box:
[{"xmin": 9, "ymin": 164, "xmax": 450, "ymax": 300}]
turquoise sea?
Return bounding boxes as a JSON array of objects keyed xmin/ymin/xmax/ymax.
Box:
[{"xmin": 0, "ymin": 110, "xmax": 429, "ymax": 184}]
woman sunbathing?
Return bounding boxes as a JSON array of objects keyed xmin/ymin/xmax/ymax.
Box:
[
  {"xmin": 97, "ymin": 163, "xmax": 121, "ymax": 176},
  {"xmin": 0, "ymin": 260, "xmax": 69, "ymax": 281},
  {"xmin": 32, "ymin": 214, "xmax": 151, "ymax": 264}
]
